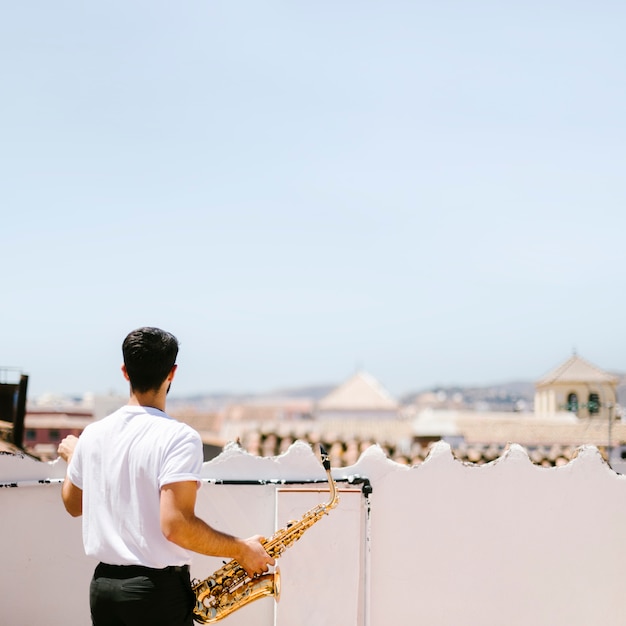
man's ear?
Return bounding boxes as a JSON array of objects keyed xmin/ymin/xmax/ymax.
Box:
[
  {"xmin": 121, "ymin": 364, "xmax": 130, "ymax": 381},
  {"xmin": 167, "ymin": 364, "xmax": 178, "ymax": 381}
]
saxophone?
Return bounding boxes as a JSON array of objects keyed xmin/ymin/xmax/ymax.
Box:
[{"xmin": 192, "ymin": 447, "xmax": 339, "ymax": 623}]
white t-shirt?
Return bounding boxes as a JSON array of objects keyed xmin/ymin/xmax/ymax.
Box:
[{"xmin": 67, "ymin": 405, "xmax": 203, "ymax": 568}]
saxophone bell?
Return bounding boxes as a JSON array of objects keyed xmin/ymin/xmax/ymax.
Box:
[{"xmin": 194, "ymin": 567, "xmax": 281, "ymax": 624}]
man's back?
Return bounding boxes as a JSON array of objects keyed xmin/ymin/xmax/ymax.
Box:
[{"xmin": 68, "ymin": 405, "xmax": 203, "ymax": 568}]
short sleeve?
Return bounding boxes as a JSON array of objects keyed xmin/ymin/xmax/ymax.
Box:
[
  {"xmin": 66, "ymin": 436, "xmax": 84, "ymax": 490},
  {"xmin": 159, "ymin": 426, "xmax": 203, "ymax": 488}
]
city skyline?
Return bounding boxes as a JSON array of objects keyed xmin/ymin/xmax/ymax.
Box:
[{"xmin": 16, "ymin": 351, "xmax": 625, "ymax": 406}]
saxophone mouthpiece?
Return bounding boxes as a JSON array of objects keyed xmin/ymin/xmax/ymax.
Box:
[{"xmin": 319, "ymin": 444, "xmax": 331, "ymax": 471}]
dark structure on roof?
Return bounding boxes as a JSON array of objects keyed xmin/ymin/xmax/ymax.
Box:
[{"xmin": 0, "ymin": 369, "xmax": 29, "ymax": 449}]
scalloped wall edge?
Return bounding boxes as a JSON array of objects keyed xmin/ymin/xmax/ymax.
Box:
[{"xmin": 0, "ymin": 439, "xmax": 620, "ymax": 485}]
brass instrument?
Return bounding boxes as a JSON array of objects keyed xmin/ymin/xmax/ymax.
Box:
[{"xmin": 192, "ymin": 447, "xmax": 339, "ymax": 623}]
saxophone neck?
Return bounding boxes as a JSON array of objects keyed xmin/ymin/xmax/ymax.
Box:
[
  {"xmin": 325, "ymin": 466, "xmax": 339, "ymax": 510},
  {"xmin": 320, "ymin": 445, "xmax": 339, "ymax": 511}
]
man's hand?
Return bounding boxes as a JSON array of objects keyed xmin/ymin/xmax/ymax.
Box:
[
  {"xmin": 58, "ymin": 435, "xmax": 79, "ymax": 463},
  {"xmin": 235, "ymin": 535, "xmax": 276, "ymax": 578}
]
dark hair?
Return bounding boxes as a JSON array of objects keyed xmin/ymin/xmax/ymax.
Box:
[{"xmin": 122, "ymin": 327, "xmax": 179, "ymax": 393}]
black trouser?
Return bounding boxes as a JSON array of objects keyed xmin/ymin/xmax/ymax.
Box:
[{"xmin": 90, "ymin": 562, "xmax": 196, "ymax": 626}]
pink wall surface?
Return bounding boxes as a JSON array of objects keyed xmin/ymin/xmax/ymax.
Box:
[{"xmin": 1, "ymin": 440, "xmax": 625, "ymax": 626}]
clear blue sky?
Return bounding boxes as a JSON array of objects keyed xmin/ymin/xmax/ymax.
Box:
[{"xmin": 2, "ymin": 1, "xmax": 624, "ymax": 398}]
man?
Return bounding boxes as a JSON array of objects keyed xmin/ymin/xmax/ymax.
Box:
[{"xmin": 58, "ymin": 327, "xmax": 274, "ymax": 626}]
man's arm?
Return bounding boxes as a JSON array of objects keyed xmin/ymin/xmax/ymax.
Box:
[
  {"xmin": 61, "ymin": 476, "xmax": 83, "ymax": 517},
  {"xmin": 160, "ymin": 481, "xmax": 274, "ymax": 577},
  {"xmin": 58, "ymin": 435, "xmax": 83, "ymax": 517}
]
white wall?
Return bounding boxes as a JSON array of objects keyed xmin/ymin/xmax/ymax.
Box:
[{"xmin": 1, "ymin": 441, "xmax": 625, "ymax": 626}]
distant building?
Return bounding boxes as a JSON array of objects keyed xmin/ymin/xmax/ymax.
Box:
[
  {"xmin": 411, "ymin": 354, "xmax": 624, "ymax": 464},
  {"xmin": 23, "ymin": 409, "xmax": 93, "ymax": 460},
  {"xmin": 534, "ymin": 353, "xmax": 619, "ymax": 420},
  {"xmin": 19, "ymin": 393, "xmax": 126, "ymax": 460},
  {"xmin": 315, "ymin": 371, "xmax": 399, "ymax": 419}
]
